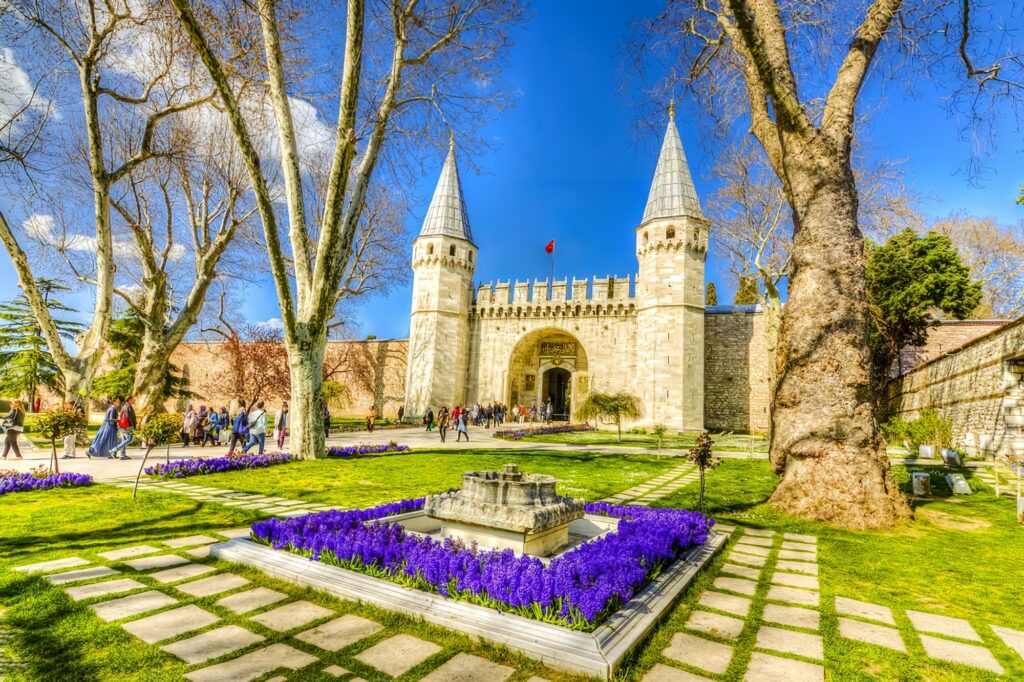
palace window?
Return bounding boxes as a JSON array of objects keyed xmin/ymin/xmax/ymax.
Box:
[
  {"xmin": 643, "ymin": 231, "xmax": 649, "ymax": 245},
  {"xmin": 449, "ymin": 245, "xmax": 456, "ymax": 257},
  {"xmin": 666, "ymin": 227, "xmax": 676, "ymax": 239},
  {"xmin": 427, "ymin": 244, "xmax": 434, "ymax": 255}
]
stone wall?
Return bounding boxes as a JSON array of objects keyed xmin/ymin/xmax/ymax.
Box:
[
  {"xmin": 897, "ymin": 320, "xmax": 1008, "ymax": 376},
  {"xmin": 169, "ymin": 339, "xmax": 409, "ymax": 420},
  {"xmin": 886, "ymin": 317, "xmax": 1024, "ymax": 457},
  {"xmin": 703, "ymin": 305, "xmax": 771, "ymax": 434}
]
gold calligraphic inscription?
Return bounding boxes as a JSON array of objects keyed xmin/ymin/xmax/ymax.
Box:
[{"xmin": 540, "ymin": 341, "xmax": 577, "ymax": 357}]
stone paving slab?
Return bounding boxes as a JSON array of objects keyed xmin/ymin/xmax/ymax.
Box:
[
  {"xmin": 777, "ymin": 549, "xmax": 817, "ymax": 562},
  {"xmin": 162, "ymin": 625, "xmax": 264, "ymax": 664},
  {"xmin": 699, "ymin": 591, "xmax": 752, "ymax": 618},
  {"xmin": 125, "ymin": 554, "xmax": 191, "ymax": 571},
  {"xmin": 770, "ymin": 572, "xmax": 819, "ymax": 590},
  {"xmin": 755, "ymin": 625, "xmax": 823, "ymax": 660},
  {"xmin": 641, "ymin": 664, "xmax": 714, "ymax": 681},
  {"xmin": 165, "ymin": 535, "xmax": 220, "ymax": 548},
  {"xmin": 685, "ymin": 610, "xmax": 745, "ymax": 640},
  {"xmin": 783, "ymin": 533, "xmax": 816, "ymax": 544},
  {"xmin": 713, "ymin": 577, "xmax": 758, "ymax": 596},
  {"xmin": 151, "ymin": 564, "xmax": 217, "ymax": 584},
  {"xmin": 743, "ymin": 528, "xmax": 775, "ymax": 537},
  {"xmin": 122, "ymin": 604, "xmax": 220, "ymax": 644},
  {"xmin": 780, "ymin": 541, "xmax": 816, "ymax": 552},
  {"xmin": 907, "ymin": 610, "xmax": 982, "ymax": 642},
  {"xmin": 738, "ymin": 537, "xmax": 773, "ymax": 547},
  {"xmin": 177, "ymin": 573, "xmax": 249, "ymax": 598},
  {"xmin": 323, "ymin": 664, "xmax": 350, "ymax": 677},
  {"xmin": 992, "ymin": 625, "xmax": 1024, "ymax": 659},
  {"xmin": 187, "ymin": 546, "xmax": 212, "ymax": 559},
  {"xmin": 215, "ymin": 588, "xmax": 288, "ymax": 614},
  {"xmin": 918, "ymin": 634, "xmax": 1004, "ymax": 674},
  {"xmin": 838, "ymin": 617, "xmax": 906, "ymax": 652},
  {"xmin": 834, "ymin": 597, "xmax": 895, "ymax": 625},
  {"xmin": 91, "ymin": 590, "xmax": 178, "ymax": 622},
  {"xmin": 727, "ymin": 552, "xmax": 767, "ymax": 568},
  {"xmin": 45, "ymin": 566, "xmax": 120, "ymax": 585},
  {"xmin": 98, "ymin": 545, "xmax": 163, "ymax": 561},
  {"xmin": 419, "ymin": 653, "xmax": 515, "ymax": 682},
  {"xmin": 294, "ymin": 614, "xmax": 383, "ymax": 652},
  {"xmin": 184, "ymin": 642, "xmax": 317, "ymax": 682},
  {"xmin": 14, "ymin": 557, "xmax": 89, "ymax": 573},
  {"xmin": 775, "ymin": 560, "xmax": 818, "ymax": 575},
  {"xmin": 732, "ymin": 544, "xmax": 771, "ymax": 558},
  {"xmin": 355, "ymin": 634, "xmax": 442, "ymax": 677},
  {"xmin": 663, "ymin": 631, "xmax": 733, "ymax": 675},
  {"xmin": 278, "ymin": 509, "xmax": 311, "ymax": 518},
  {"xmin": 720, "ymin": 563, "xmax": 760, "ymax": 580},
  {"xmin": 65, "ymin": 578, "xmax": 146, "ymax": 601},
  {"xmin": 761, "ymin": 603, "xmax": 820, "ymax": 630},
  {"xmin": 715, "ymin": 524, "xmax": 737, "ymax": 533},
  {"xmin": 766, "ymin": 586, "xmax": 819, "ymax": 607},
  {"xmin": 745, "ymin": 652, "xmax": 823, "ymax": 681},
  {"xmin": 249, "ymin": 600, "xmax": 332, "ymax": 632}
]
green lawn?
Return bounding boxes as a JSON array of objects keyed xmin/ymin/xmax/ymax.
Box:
[
  {"xmin": 3, "ymin": 451, "xmax": 1021, "ymax": 680},
  {"xmin": 190, "ymin": 448, "xmax": 678, "ymax": 507},
  {"xmin": 517, "ymin": 429, "xmax": 769, "ymax": 453}
]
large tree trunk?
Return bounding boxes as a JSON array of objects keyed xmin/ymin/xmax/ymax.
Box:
[
  {"xmin": 769, "ymin": 147, "xmax": 911, "ymax": 529},
  {"xmin": 134, "ymin": 342, "xmax": 173, "ymax": 414},
  {"xmin": 287, "ymin": 331, "xmax": 327, "ymax": 459}
]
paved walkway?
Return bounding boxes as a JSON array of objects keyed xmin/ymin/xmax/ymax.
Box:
[{"xmin": 14, "ymin": 532, "xmax": 552, "ymax": 682}]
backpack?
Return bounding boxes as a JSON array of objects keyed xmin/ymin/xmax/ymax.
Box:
[{"xmin": 118, "ymin": 411, "xmax": 130, "ymax": 429}]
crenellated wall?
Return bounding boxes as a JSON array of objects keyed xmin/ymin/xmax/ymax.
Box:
[{"xmin": 475, "ymin": 274, "xmax": 637, "ymax": 308}]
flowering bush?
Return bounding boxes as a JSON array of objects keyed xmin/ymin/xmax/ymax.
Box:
[
  {"xmin": 145, "ymin": 453, "xmax": 295, "ymax": 478},
  {"xmin": 0, "ymin": 471, "xmax": 93, "ymax": 495},
  {"xmin": 326, "ymin": 442, "xmax": 412, "ymax": 457},
  {"xmin": 493, "ymin": 424, "xmax": 596, "ymax": 441},
  {"xmin": 251, "ymin": 498, "xmax": 711, "ymax": 630}
]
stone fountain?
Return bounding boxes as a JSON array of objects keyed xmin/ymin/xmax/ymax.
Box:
[{"xmin": 423, "ymin": 464, "xmax": 586, "ymax": 556}]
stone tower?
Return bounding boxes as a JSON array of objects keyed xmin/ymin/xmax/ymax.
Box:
[
  {"xmin": 635, "ymin": 102, "xmax": 708, "ymax": 430},
  {"xmin": 404, "ymin": 137, "xmax": 477, "ymax": 418}
]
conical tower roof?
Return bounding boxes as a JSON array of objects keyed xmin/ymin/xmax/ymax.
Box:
[
  {"xmin": 418, "ymin": 137, "xmax": 474, "ymax": 244},
  {"xmin": 641, "ymin": 102, "xmax": 704, "ymax": 225}
]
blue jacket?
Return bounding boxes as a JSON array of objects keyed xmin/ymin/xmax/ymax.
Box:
[{"xmin": 233, "ymin": 410, "xmax": 249, "ymax": 435}]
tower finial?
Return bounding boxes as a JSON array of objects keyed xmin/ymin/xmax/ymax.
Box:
[
  {"xmin": 668, "ymin": 98, "xmax": 675, "ymax": 121},
  {"xmin": 449, "ymin": 130, "xmax": 455, "ymax": 152}
]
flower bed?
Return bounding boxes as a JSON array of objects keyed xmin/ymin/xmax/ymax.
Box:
[
  {"xmin": 0, "ymin": 471, "xmax": 93, "ymax": 495},
  {"xmin": 251, "ymin": 498, "xmax": 711, "ymax": 630},
  {"xmin": 146, "ymin": 453, "xmax": 295, "ymax": 478},
  {"xmin": 493, "ymin": 423, "xmax": 596, "ymax": 440},
  {"xmin": 326, "ymin": 442, "xmax": 412, "ymax": 457}
]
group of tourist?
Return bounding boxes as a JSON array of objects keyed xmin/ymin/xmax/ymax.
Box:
[{"xmin": 182, "ymin": 400, "xmax": 303, "ymax": 456}]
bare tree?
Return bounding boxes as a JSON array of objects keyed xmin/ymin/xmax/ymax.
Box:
[
  {"xmin": 170, "ymin": 0, "xmax": 524, "ymax": 459},
  {"xmin": 0, "ymin": 1, "xmax": 214, "ymax": 400},
  {"xmin": 932, "ymin": 212, "xmax": 1024, "ymax": 319},
  {"xmin": 643, "ymin": 0, "xmax": 1021, "ymax": 527}
]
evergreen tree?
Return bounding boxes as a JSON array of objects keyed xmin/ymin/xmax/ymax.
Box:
[
  {"xmin": 705, "ymin": 281, "xmax": 718, "ymax": 306},
  {"xmin": 92, "ymin": 310, "xmax": 187, "ymax": 403},
  {"xmin": 0, "ymin": 281, "xmax": 84, "ymax": 408},
  {"xmin": 866, "ymin": 228, "xmax": 981, "ymax": 382},
  {"xmin": 733, "ymin": 276, "xmax": 759, "ymax": 305}
]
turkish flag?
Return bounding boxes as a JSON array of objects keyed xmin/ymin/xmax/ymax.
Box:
[{"xmin": 544, "ymin": 239, "xmax": 555, "ymax": 254}]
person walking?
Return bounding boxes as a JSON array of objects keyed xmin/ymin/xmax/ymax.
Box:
[
  {"xmin": 323, "ymin": 404, "xmax": 331, "ymax": 439},
  {"xmin": 203, "ymin": 407, "xmax": 220, "ymax": 447},
  {"xmin": 182, "ymin": 404, "xmax": 196, "ymax": 447},
  {"xmin": 398, "ymin": 405, "xmax": 405, "ymax": 423},
  {"xmin": 437, "ymin": 406, "xmax": 450, "ymax": 443},
  {"xmin": 193, "ymin": 405, "xmax": 209, "ymax": 447},
  {"xmin": 365, "ymin": 406, "xmax": 376, "ymax": 433},
  {"xmin": 110, "ymin": 396, "xmax": 137, "ymax": 459},
  {"xmin": 227, "ymin": 400, "xmax": 248, "ymax": 455},
  {"xmin": 456, "ymin": 409, "xmax": 469, "ymax": 442},
  {"xmin": 242, "ymin": 401, "xmax": 268, "ymax": 455},
  {"xmin": 424, "ymin": 407, "xmax": 434, "ymax": 432},
  {"xmin": 87, "ymin": 398, "xmax": 120, "ymax": 458},
  {"xmin": 1, "ymin": 400, "xmax": 26, "ymax": 459},
  {"xmin": 215, "ymin": 407, "xmax": 229, "ymax": 446},
  {"xmin": 274, "ymin": 402, "xmax": 289, "ymax": 449},
  {"xmin": 61, "ymin": 400, "xmax": 78, "ymax": 459}
]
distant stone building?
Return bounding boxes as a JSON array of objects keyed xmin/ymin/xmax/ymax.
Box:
[{"xmin": 404, "ymin": 106, "xmax": 770, "ymax": 432}]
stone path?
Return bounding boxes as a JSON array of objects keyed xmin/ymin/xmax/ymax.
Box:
[
  {"xmin": 110, "ymin": 477, "xmax": 344, "ymax": 517},
  {"xmin": 13, "ymin": 531, "xmax": 555, "ymax": 681},
  {"xmin": 602, "ymin": 462, "xmax": 697, "ymax": 506}
]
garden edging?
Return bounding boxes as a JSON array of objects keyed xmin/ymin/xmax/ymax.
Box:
[{"xmin": 210, "ymin": 529, "xmax": 727, "ymax": 678}]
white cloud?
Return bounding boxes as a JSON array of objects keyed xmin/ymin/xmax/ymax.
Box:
[
  {"xmin": 0, "ymin": 48, "xmax": 51, "ymax": 129},
  {"xmin": 254, "ymin": 317, "xmax": 285, "ymax": 331},
  {"xmin": 21, "ymin": 212, "xmax": 186, "ymax": 262}
]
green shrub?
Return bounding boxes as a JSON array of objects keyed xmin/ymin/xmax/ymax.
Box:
[
  {"xmin": 627, "ymin": 426, "xmax": 647, "ymax": 435},
  {"xmin": 139, "ymin": 413, "xmax": 184, "ymax": 448},
  {"xmin": 32, "ymin": 408, "xmax": 87, "ymax": 442},
  {"xmin": 882, "ymin": 410, "xmax": 952, "ymax": 450}
]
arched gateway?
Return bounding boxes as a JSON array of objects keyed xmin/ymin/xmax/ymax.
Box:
[{"xmin": 506, "ymin": 328, "xmax": 589, "ymax": 421}]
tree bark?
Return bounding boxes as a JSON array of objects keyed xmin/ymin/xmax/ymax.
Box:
[
  {"xmin": 768, "ymin": 144, "xmax": 911, "ymax": 529},
  {"xmin": 287, "ymin": 331, "xmax": 327, "ymax": 459}
]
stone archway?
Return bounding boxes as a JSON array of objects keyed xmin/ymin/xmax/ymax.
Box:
[{"xmin": 506, "ymin": 328, "xmax": 589, "ymax": 420}]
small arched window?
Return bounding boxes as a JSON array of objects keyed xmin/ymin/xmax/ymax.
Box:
[
  {"xmin": 693, "ymin": 228, "xmax": 699, "ymax": 241},
  {"xmin": 666, "ymin": 226, "xmax": 676, "ymax": 239},
  {"xmin": 449, "ymin": 245, "xmax": 456, "ymax": 257},
  {"xmin": 427, "ymin": 244, "xmax": 434, "ymax": 255},
  {"xmin": 643, "ymin": 231, "xmax": 649, "ymax": 245},
  {"xmin": 468, "ymin": 251, "xmax": 474, "ymax": 262}
]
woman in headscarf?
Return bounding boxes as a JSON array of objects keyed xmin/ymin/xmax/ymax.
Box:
[{"xmin": 87, "ymin": 397, "xmax": 120, "ymax": 458}]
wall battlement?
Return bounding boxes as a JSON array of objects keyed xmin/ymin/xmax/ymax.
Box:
[{"xmin": 474, "ymin": 274, "xmax": 637, "ymax": 307}]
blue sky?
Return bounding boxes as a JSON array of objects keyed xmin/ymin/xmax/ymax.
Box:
[{"xmin": 2, "ymin": 1, "xmax": 1022, "ymax": 340}]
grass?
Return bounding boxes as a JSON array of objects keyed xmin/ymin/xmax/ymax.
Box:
[
  {"xmin": 3, "ymin": 451, "xmax": 1022, "ymax": 680},
  {"xmin": 518, "ymin": 429, "xmax": 770, "ymax": 453},
  {"xmin": 189, "ymin": 448, "xmax": 678, "ymax": 507}
]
